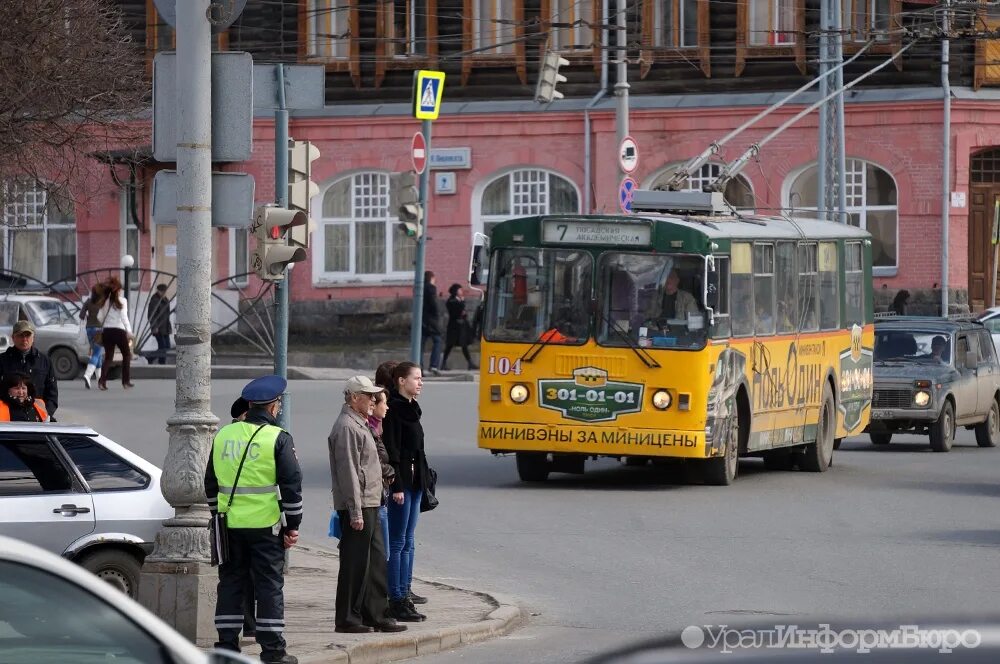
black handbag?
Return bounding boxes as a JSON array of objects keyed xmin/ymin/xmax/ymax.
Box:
[
  {"xmin": 420, "ymin": 466, "xmax": 439, "ymax": 513},
  {"xmin": 210, "ymin": 424, "xmax": 266, "ymax": 566}
]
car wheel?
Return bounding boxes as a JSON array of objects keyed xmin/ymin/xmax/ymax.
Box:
[
  {"xmin": 870, "ymin": 432, "xmax": 892, "ymax": 445},
  {"xmin": 703, "ymin": 407, "xmax": 739, "ymax": 486},
  {"xmin": 801, "ymin": 382, "xmax": 835, "ymax": 472},
  {"xmin": 78, "ymin": 549, "xmax": 142, "ymax": 598},
  {"xmin": 50, "ymin": 347, "xmax": 80, "ymax": 380},
  {"xmin": 929, "ymin": 400, "xmax": 955, "ymax": 453},
  {"xmin": 974, "ymin": 397, "xmax": 1000, "ymax": 448},
  {"xmin": 516, "ymin": 452, "xmax": 550, "ymax": 482}
]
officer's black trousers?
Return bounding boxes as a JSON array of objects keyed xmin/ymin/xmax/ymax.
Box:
[
  {"xmin": 215, "ymin": 527, "xmax": 286, "ymax": 656},
  {"xmin": 336, "ymin": 507, "xmax": 390, "ymax": 627}
]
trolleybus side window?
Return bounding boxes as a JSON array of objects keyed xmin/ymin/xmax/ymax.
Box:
[
  {"xmin": 731, "ymin": 242, "xmax": 754, "ymax": 337},
  {"xmin": 775, "ymin": 241, "xmax": 797, "ymax": 334},
  {"xmin": 753, "ymin": 243, "xmax": 775, "ymax": 336},
  {"xmin": 845, "ymin": 241, "xmax": 864, "ymax": 325},
  {"xmin": 819, "ymin": 241, "xmax": 839, "ymax": 330},
  {"xmin": 798, "ymin": 243, "xmax": 819, "ymax": 332},
  {"xmin": 485, "ymin": 248, "xmax": 592, "ymax": 344}
]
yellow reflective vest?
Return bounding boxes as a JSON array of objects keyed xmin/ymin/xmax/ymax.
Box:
[{"xmin": 211, "ymin": 421, "xmax": 282, "ymax": 529}]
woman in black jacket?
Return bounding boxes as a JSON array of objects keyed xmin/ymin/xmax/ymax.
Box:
[
  {"xmin": 382, "ymin": 361, "xmax": 429, "ymax": 622},
  {"xmin": 441, "ymin": 283, "xmax": 477, "ymax": 371}
]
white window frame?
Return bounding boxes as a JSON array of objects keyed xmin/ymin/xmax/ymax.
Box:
[
  {"xmin": 783, "ymin": 158, "xmax": 898, "ymax": 277},
  {"xmin": 308, "ymin": 0, "xmax": 351, "ymax": 59},
  {"xmin": 1, "ymin": 180, "xmax": 76, "ymax": 284},
  {"xmin": 655, "ymin": 0, "xmax": 699, "ymax": 49},
  {"xmin": 472, "ymin": 167, "xmax": 581, "ymax": 238},
  {"xmin": 119, "ymin": 187, "xmax": 140, "ymax": 290},
  {"xmin": 313, "ymin": 171, "xmax": 415, "ymax": 284},
  {"xmin": 229, "ymin": 228, "xmax": 249, "ymax": 288},
  {"xmin": 645, "ymin": 162, "xmax": 756, "ymax": 212},
  {"xmin": 474, "ymin": 0, "xmax": 515, "ymax": 54},
  {"xmin": 550, "ymin": 0, "xmax": 592, "ymax": 51},
  {"xmin": 748, "ymin": 0, "xmax": 795, "ymax": 46}
]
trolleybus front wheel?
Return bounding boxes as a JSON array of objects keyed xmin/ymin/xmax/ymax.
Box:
[
  {"xmin": 516, "ymin": 452, "xmax": 551, "ymax": 482},
  {"xmin": 703, "ymin": 411, "xmax": 739, "ymax": 486}
]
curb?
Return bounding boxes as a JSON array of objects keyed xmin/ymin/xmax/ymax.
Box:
[{"xmin": 295, "ymin": 545, "xmax": 522, "ymax": 664}]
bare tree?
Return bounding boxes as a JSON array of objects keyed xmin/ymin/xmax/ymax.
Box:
[{"xmin": 0, "ymin": 0, "xmax": 147, "ymax": 213}]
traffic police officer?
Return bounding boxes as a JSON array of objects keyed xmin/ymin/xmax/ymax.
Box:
[{"xmin": 206, "ymin": 375, "xmax": 303, "ymax": 664}]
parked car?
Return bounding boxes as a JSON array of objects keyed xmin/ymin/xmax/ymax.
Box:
[
  {"xmin": 974, "ymin": 306, "xmax": 1000, "ymax": 354},
  {"xmin": 0, "ymin": 292, "xmax": 91, "ymax": 380},
  {"xmin": 0, "ymin": 422, "xmax": 173, "ymax": 597},
  {"xmin": 0, "ymin": 534, "xmax": 253, "ymax": 664},
  {"xmin": 867, "ymin": 318, "xmax": 1000, "ymax": 451}
]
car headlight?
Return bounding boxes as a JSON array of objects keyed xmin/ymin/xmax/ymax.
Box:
[
  {"xmin": 652, "ymin": 389, "xmax": 672, "ymax": 410},
  {"xmin": 509, "ymin": 384, "xmax": 529, "ymax": 404},
  {"xmin": 913, "ymin": 391, "xmax": 931, "ymax": 407}
]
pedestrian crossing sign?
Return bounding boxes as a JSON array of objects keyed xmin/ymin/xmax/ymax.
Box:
[{"xmin": 413, "ymin": 70, "xmax": 445, "ymax": 120}]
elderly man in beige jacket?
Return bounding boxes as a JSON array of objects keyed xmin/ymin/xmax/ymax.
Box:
[{"xmin": 328, "ymin": 375, "xmax": 407, "ymax": 635}]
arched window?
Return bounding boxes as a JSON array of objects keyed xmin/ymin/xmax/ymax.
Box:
[
  {"xmin": 314, "ymin": 172, "xmax": 415, "ymax": 281},
  {"xmin": 646, "ymin": 163, "xmax": 755, "ymax": 210},
  {"xmin": 478, "ymin": 169, "xmax": 579, "ymax": 236},
  {"xmin": 1, "ymin": 180, "xmax": 76, "ymax": 282},
  {"xmin": 786, "ymin": 159, "xmax": 897, "ymax": 270}
]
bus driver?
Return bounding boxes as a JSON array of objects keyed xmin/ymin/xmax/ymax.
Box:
[{"xmin": 657, "ymin": 268, "xmax": 699, "ymax": 322}]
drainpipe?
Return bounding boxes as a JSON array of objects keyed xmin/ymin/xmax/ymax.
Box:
[
  {"xmin": 583, "ymin": 0, "xmax": 609, "ymax": 213},
  {"xmin": 941, "ymin": 0, "xmax": 951, "ymax": 316}
]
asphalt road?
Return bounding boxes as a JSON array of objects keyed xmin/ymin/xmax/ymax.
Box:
[{"xmin": 57, "ymin": 378, "xmax": 1000, "ymax": 663}]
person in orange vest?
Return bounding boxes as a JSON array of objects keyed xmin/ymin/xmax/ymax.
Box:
[{"xmin": 0, "ymin": 372, "xmax": 48, "ymax": 422}]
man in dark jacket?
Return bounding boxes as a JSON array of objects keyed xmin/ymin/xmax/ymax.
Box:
[
  {"xmin": 147, "ymin": 284, "xmax": 172, "ymax": 365},
  {"xmin": 421, "ymin": 271, "xmax": 442, "ymax": 376},
  {"xmin": 0, "ymin": 320, "xmax": 58, "ymax": 417}
]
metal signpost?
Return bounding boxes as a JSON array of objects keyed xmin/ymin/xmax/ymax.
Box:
[{"xmin": 408, "ymin": 71, "xmax": 445, "ymax": 366}]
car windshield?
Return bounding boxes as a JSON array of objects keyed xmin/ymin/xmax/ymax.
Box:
[
  {"xmin": 596, "ymin": 252, "xmax": 708, "ymax": 350},
  {"xmin": 0, "ymin": 302, "xmax": 19, "ymax": 327},
  {"xmin": 874, "ymin": 329, "xmax": 952, "ymax": 365},
  {"xmin": 485, "ymin": 248, "xmax": 593, "ymax": 345},
  {"xmin": 26, "ymin": 300, "xmax": 74, "ymax": 327}
]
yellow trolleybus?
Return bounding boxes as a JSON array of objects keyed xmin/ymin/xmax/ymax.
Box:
[{"xmin": 472, "ymin": 190, "xmax": 875, "ymax": 484}]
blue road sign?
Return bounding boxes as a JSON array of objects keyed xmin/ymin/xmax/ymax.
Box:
[
  {"xmin": 619, "ymin": 177, "xmax": 638, "ymax": 214},
  {"xmin": 413, "ymin": 70, "xmax": 446, "ymax": 120}
]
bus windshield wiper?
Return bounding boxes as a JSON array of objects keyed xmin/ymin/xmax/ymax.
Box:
[
  {"xmin": 598, "ymin": 310, "xmax": 660, "ymax": 368},
  {"xmin": 519, "ymin": 328, "xmax": 558, "ymax": 363}
]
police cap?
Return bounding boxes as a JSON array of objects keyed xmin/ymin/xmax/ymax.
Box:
[{"xmin": 241, "ymin": 375, "xmax": 287, "ymax": 404}]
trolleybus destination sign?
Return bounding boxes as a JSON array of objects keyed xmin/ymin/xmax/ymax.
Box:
[{"xmin": 542, "ymin": 219, "xmax": 651, "ymax": 246}]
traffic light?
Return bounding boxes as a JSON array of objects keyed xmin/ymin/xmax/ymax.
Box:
[
  {"xmin": 391, "ymin": 171, "xmax": 423, "ymax": 239},
  {"xmin": 288, "ymin": 140, "xmax": 320, "ymax": 250},
  {"xmin": 535, "ymin": 51, "xmax": 569, "ymax": 104},
  {"xmin": 250, "ymin": 205, "xmax": 308, "ymax": 281}
]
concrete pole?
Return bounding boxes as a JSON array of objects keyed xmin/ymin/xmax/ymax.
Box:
[
  {"xmin": 941, "ymin": 1, "xmax": 951, "ymax": 316},
  {"xmin": 140, "ymin": 0, "xmax": 219, "ymax": 642},
  {"xmin": 409, "ymin": 119, "xmax": 432, "ymax": 365},
  {"xmin": 817, "ymin": 0, "xmax": 830, "ymax": 221},
  {"xmin": 614, "ymin": 0, "xmax": 629, "ymax": 176},
  {"xmin": 833, "ymin": 0, "xmax": 848, "ymax": 222},
  {"xmin": 274, "ymin": 65, "xmax": 291, "ymax": 429}
]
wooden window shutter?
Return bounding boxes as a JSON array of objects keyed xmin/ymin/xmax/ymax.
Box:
[
  {"xmin": 794, "ymin": 0, "xmax": 806, "ymax": 74},
  {"xmin": 515, "ymin": 0, "xmax": 527, "ymax": 84},
  {"xmin": 640, "ymin": 0, "xmax": 655, "ymax": 79},
  {"xmin": 375, "ymin": 0, "xmax": 389, "ymax": 87},
  {"xmin": 697, "ymin": 0, "xmax": 710, "ymax": 77},
  {"xmin": 889, "ymin": 0, "xmax": 903, "ymax": 72},
  {"xmin": 735, "ymin": 0, "xmax": 747, "ymax": 77}
]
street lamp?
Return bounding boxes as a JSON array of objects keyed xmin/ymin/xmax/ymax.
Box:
[{"xmin": 120, "ymin": 254, "xmax": 134, "ymax": 310}]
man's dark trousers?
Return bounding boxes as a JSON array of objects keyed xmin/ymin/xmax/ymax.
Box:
[
  {"xmin": 335, "ymin": 506, "xmax": 390, "ymax": 627},
  {"xmin": 215, "ymin": 527, "xmax": 287, "ymax": 657}
]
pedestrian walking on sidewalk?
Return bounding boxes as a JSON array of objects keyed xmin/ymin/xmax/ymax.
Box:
[
  {"xmin": 79, "ymin": 283, "xmax": 106, "ymax": 389},
  {"xmin": 329, "ymin": 375, "xmax": 406, "ymax": 634},
  {"xmin": 96, "ymin": 276, "xmax": 134, "ymax": 390},
  {"xmin": 147, "ymin": 283, "xmax": 172, "ymax": 365},
  {"xmin": 206, "ymin": 375, "xmax": 303, "ymax": 664},
  {"xmin": 383, "ymin": 361, "xmax": 430, "ymax": 621},
  {"xmin": 421, "ymin": 271, "xmax": 442, "ymax": 376},
  {"xmin": 441, "ymin": 283, "xmax": 477, "ymax": 371}
]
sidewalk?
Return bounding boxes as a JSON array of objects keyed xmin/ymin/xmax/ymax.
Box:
[
  {"xmin": 130, "ymin": 365, "xmax": 477, "ymax": 382},
  {"xmin": 228, "ymin": 544, "xmax": 520, "ymax": 664}
]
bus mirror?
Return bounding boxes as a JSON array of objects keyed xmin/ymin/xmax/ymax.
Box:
[{"xmin": 469, "ymin": 234, "xmax": 490, "ymax": 286}]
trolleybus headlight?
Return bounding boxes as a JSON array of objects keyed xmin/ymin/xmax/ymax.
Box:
[
  {"xmin": 914, "ymin": 390, "xmax": 931, "ymax": 407},
  {"xmin": 652, "ymin": 389, "xmax": 672, "ymax": 410},
  {"xmin": 510, "ymin": 384, "xmax": 530, "ymax": 404}
]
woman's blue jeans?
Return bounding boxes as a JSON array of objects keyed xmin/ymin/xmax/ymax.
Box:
[
  {"xmin": 86, "ymin": 327, "xmax": 104, "ymax": 367},
  {"xmin": 386, "ymin": 488, "xmax": 422, "ymax": 600},
  {"xmin": 379, "ymin": 504, "xmax": 389, "ymax": 562}
]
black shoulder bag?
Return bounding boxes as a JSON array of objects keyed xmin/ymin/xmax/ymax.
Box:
[
  {"xmin": 420, "ymin": 466, "xmax": 439, "ymax": 513},
  {"xmin": 210, "ymin": 424, "xmax": 267, "ymax": 566}
]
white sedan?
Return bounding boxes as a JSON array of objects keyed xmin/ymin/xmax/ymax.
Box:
[
  {"xmin": 0, "ymin": 534, "xmax": 253, "ymax": 663},
  {"xmin": 974, "ymin": 307, "xmax": 1000, "ymax": 354}
]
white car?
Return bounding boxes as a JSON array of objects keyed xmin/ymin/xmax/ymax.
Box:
[
  {"xmin": 975, "ymin": 307, "xmax": 1000, "ymax": 354},
  {"xmin": 0, "ymin": 423, "xmax": 174, "ymax": 597},
  {"xmin": 0, "ymin": 534, "xmax": 253, "ymax": 663}
]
